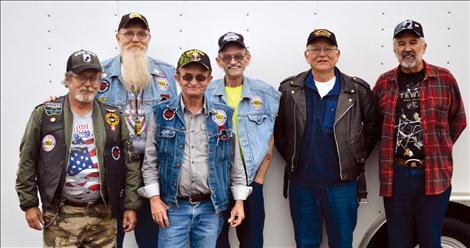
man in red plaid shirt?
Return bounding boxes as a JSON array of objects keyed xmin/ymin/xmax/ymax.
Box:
[{"xmin": 373, "ymin": 19, "xmax": 466, "ymax": 248}]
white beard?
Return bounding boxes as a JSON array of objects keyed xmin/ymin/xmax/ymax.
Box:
[{"xmin": 121, "ymin": 46, "xmax": 150, "ymax": 91}]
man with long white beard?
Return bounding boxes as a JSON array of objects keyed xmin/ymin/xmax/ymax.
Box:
[
  {"xmin": 97, "ymin": 12, "xmax": 178, "ymax": 248},
  {"xmin": 16, "ymin": 50, "xmax": 142, "ymax": 247}
]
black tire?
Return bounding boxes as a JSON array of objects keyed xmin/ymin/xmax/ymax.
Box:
[{"xmin": 441, "ymin": 217, "xmax": 470, "ymax": 247}]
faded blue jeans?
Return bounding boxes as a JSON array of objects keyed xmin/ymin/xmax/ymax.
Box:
[
  {"xmin": 289, "ymin": 180, "xmax": 358, "ymax": 248},
  {"xmin": 158, "ymin": 199, "xmax": 223, "ymax": 248},
  {"xmin": 384, "ymin": 164, "xmax": 451, "ymax": 248}
]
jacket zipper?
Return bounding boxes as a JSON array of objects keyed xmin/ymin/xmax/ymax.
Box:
[
  {"xmin": 291, "ymin": 107, "xmax": 297, "ymax": 173},
  {"xmin": 333, "ymin": 102, "xmax": 354, "ymax": 180}
]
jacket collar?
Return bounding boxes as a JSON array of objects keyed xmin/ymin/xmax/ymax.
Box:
[{"xmin": 212, "ymin": 76, "xmax": 256, "ymax": 100}]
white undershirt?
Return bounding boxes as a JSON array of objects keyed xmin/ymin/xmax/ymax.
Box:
[{"xmin": 314, "ymin": 76, "xmax": 336, "ymax": 99}]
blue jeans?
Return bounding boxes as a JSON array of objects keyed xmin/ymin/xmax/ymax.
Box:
[
  {"xmin": 289, "ymin": 180, "xmax": 358, "ymax": 248},
  {"xmin": 158, "ymin": 199, "xmax": 223, "ymax": 248},
  {"xmin": 216, "ymin": 182, "xmax": 265, "ymax": 248},
  {"xmin": 117, "ymin": 198, "xmax": 158, "ymax": 248},
  {"xmin": 384, "ymin": 164, "xmax": 451, "ymax": 248}
]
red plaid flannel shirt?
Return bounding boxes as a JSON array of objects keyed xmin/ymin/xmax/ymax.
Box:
[{"xmin": 373, "ymin": 61, "xmax": 466, "ymax": 197}]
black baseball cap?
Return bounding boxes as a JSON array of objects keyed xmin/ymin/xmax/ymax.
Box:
[
  {"xmin": 66, "ymin": 50, "xmax": 102, "ymax": 73},
  {"xmin": 306, "ymin": 29, "xmax": 338, "ymax": 47},
  {"xmin": 118, "ymin": 12, "xmax": 149, "ymax": 31},
  {"xmin": 393, "ymin": 19, "xmax": 424, "ymax": 38},
  {"xmin": 177, "ymin": 49, "xmax": 212, "ymax": 71},
  {"xmin": 218, "ymin": 32, "xmax": 246, "ymax": 52}
]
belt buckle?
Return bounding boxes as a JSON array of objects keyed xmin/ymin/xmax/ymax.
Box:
[
  {"xmin": 406, "ymin": 159, "xmax": 422, "ymax": 168},
  {"xmin": 188, "ymin": 195, "xmax": 198, "ymax": 204}
]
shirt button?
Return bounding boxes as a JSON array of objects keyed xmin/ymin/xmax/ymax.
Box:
[{"xmin": 291, "ymin": 91, "xmax": 295, "ymax": 94}]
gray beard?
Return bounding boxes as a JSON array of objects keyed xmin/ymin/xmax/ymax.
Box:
[{"xmin": 121, "ymin": 47, "xmax": 150, "ymax": 91}]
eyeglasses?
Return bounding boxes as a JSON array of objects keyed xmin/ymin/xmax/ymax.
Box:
[
  {"xmin": 219, "ymin": 53, "xmax": 246, "ymax": 63},
  {"xmin": 119, "ymin": 31, "xmax": 150, "ymax": 40},
  {"xmin": 72, "ymin": 74, "xmax": 100, "ymax": 84},
  {"xmin": 306, "ymin": 47, "xmax": 338, "ymax": 55},
  {"xmin": 182, "ymin": 73, "xmax": 207, "ymax": 82}
]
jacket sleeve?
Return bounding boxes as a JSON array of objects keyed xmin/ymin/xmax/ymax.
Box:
[
  {"xmin": 447, "ymin": 74, "xmax": 467, "ymax": 143},
  {"xmin": 16, "ymin": 107, "xmax": 42, "ymax": 211},
  {"xmin": 122, "ymin": 121, "xmax": 143, "ymax": 211},
  {"xmin": 274, "ymin": 85, "xmax": 289, "ymax": 162},
  {"xmin": 358, "ymin": 82, "xmax": 380, "ymax": 157}
]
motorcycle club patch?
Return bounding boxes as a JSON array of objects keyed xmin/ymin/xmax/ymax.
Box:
[
  {"xmin": 99, "ymin": 80, "xmax": 109, "ymax": 93},
  {"xmin": 158, "ymin": 79, "xmax": 169, "ymax": 91},
  {"xmin": 163, "ymin": 108, "xmax": 175, "ymax": 121},
  {"xmin": 250, "ymin": 96, "xmax": 263, "ymax": 111},
  {"xmin": 42, "ymin": 134, "xmax": 56, "ymax": 152},
  {"xmin": 105, "ymin": 112, "xmax": 120, "ymax": 126},
  {"xmin": 212, "ymin": 109, "xmax": 227, "ymax": 126},
  {"xmin": 44, "ymin": 102, "xmax": 62, "ymax": 116},
  {"xmin": 111, "ymin": 146, "xmax": 121, "ymax": 160}
]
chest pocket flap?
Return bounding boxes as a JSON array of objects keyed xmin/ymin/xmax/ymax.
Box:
[{"xmin": 247, "ymin": 114, "xmax": 268, "ymax": 125}]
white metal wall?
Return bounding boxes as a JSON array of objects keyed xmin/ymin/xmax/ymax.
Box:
[{"xmin": 1, "ymin": 1, "xmax": 469, "ymax": 247}]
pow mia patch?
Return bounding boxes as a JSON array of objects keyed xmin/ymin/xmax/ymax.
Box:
[
  {"xmin": 212, "ymin": 109, "xmax": 227, "ymax": 126},
  {"xmin": 42, "ymin": 134, "xmax": 56, "ymax": 152},
  {"xmin": 250, "ymin": 96, "xmax": 263, "ymax": 111},
  {"xmin": 105, "ymin": 112, "xmax": 120, "ymax": 126},
  {"xmin": 44, "ymin": 102, "xmax": 62, "ymax": 116}
]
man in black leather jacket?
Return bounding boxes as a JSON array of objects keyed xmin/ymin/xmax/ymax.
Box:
[{"xmin": 274, "ymin": 29, "xmax": 379, "ymax": 248}]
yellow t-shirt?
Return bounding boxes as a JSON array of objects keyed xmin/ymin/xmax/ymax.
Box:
[{"xmin": 225, "ymin": 85, "xmax": 243, "ymax": 133}]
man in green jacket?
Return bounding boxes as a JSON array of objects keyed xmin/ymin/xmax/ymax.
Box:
[{"xmin": 16, "ymin": 49, "xmax": 142, "ymax": 247}]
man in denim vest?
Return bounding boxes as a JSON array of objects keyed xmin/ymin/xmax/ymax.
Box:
[
  {"xmin": 96, "ymin": 12, "xmax": 178, "ymax": 247},
  {"xmin": 139, "ymin": 49, "xmax": 251, "ymax": 247},
  {"xmin": 207, "ymin": 32, "xmax": 280, "ymax": 248},
  {"xmin": 274, "ymin": 29, "xmax": 379, "ymax": 247}
]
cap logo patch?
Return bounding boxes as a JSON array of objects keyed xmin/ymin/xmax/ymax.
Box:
[
  {"xmin": 223, "ymin": 32, "xmax": 240, "ymax": 42},
  {"xmin": 82, "ymin": 54, "xmax": 91, "ymax": 63},
  {"xmin": 130, "ymin": 13, "xmax": 142, "ymax": 19},
  {"xmin": 314, "ymin": 29, "xmax": 331, "ymax": 37}
]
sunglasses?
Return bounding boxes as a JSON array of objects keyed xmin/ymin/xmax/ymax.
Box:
[{"xmin": 182, "ymin": 73, "xmax": 207, "ymax": 82}]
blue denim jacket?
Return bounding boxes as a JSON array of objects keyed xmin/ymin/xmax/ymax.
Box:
[
  {"xmin": 153, "ymin": 97, "xmax": 235, "ymax": 212},
  {"xmin": 206, "ymin": 77, "xmax": 281, "ymax": 184},
  {"xmin": 97, "ymin": 55, "xmax": 178, "ymax": 121}
]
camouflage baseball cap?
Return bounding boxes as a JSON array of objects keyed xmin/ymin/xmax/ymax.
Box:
[{"xmin": 177, "ymin": 49, "xmax": 211, "ymax": 71}]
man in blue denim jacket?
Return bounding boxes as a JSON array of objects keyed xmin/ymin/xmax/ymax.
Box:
[
  {"xmin": 138, "ymin": 49, "xmax": 251, "ymax": 247},
  {"xmin": 96, "ymin": 12, "xmax": 178, "ymax": 248},
  {"xmin": 208, "ymin": 32, "xmax": 280, "ymax": 248}
]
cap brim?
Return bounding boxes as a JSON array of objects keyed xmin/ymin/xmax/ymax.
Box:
[
  {"xmin": 218, "ymin": 41, "xmax": 246, "ymax": 52},
  {"xmin": 307, "ymin": 36, "xmax": 337, "ymax": 46},
  {"xmin": 178, "ymin": 61, "xmax": 211, "ymax": 71},
  {"xmin": 394, "ymin": 29, "xmax": 422, "ymax": 38},
  {"xmin": 71, "ymin": 65, "xmax": 102, "ymax": 74}
]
